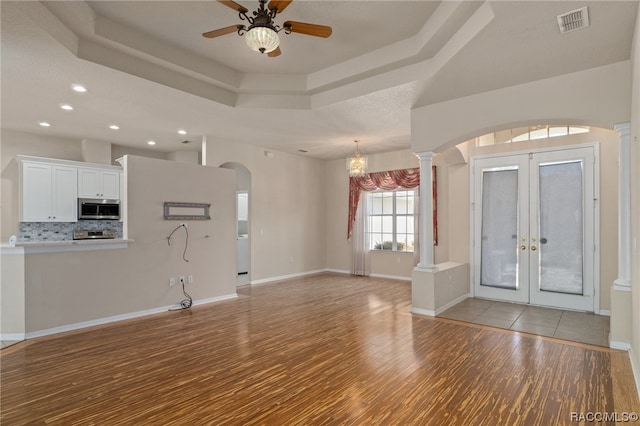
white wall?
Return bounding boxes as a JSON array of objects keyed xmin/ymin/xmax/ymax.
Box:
[
  {"xmin": 166, "ymin": 151, "xmax": 199, "ymax": 164},
  {"xmin": 205, "ymin": 139, "xmax": 327, "ymax": 282},
  {"xmin": 630, "ymin": 3, "xmax": 640, "ymax": 390},
  {"xmin": 81, "ymin": 139, "xmax": 112, "ymax": 165},
  {"xmin": 0, "ymin": 248, "xmax": 25, "ymax": 338},
  {"xmin": 111, "ymin": 144, "xmax": 168, "ymax": 164},
  {"xmin": 412, "ymin": 61, "xmax": 631, "ymax": 153}
]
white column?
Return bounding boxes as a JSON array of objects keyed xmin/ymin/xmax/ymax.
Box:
[
  {"xmin": 416, "ymin": 152, "xmax": 436, "ymax": 270},
  {"xmin": 614, "ymin": 122, "xmax": 631, "ymax": 290}
]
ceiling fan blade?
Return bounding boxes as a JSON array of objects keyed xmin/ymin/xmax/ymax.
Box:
[
  {"xmin": 217, "ymin": 0, "xmax": 249, "ymax": 14},
  {"xmin": 268, "ymin": 0, "xmax": 293, "ymax": 13},
  {"xmin": 284, "ymin": 21, "xmax": 332, "ymax": 38},
  {"xmin": 203, "ymin": 25, "xmax": 244, "ymax": 38},
  {"xmin": 267, "ymin": 46, "xmax": 282, "ymax": 57}
]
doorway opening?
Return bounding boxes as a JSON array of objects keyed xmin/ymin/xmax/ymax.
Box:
[
  {"xmin": 471, "ymin": 144, "xmax": 598, "ymax": 312},
  {"xmin": 220, "ymin": 162, "xmax": 251, "ymax": 286}
]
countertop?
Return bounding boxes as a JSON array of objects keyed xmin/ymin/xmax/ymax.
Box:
[{"xmin": 1, "ymin": 238, "xmax": 133, "ymax": 254}]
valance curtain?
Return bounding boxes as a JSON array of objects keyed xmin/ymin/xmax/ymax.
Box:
[{"xmin": 348, "ymin": 168, "xmax": 420, "ymax": 240}]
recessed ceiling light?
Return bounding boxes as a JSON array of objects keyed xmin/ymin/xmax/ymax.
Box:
[
  {"xmin": 39, "ymin": 122, "xmax": 51, "ymax": 127},
  {"xmin": 60, "ymin": 104, "xmax": 73, "ymax": 111},
  {"xmin": 71, "ymin": 84, "xmax": 87, "ymax": 93},
  {"xmin": 109, "ymin": 125, "xmax": 120, "ymax": 130},
  {"xmin": 147, "ymin": 140, "xmax": 156, "ymax": 146},
  {"xmin": 178, "ymin": 129, "xmax": 187, "ymax": 135}
]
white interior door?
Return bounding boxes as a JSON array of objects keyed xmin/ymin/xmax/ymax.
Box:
[{"xmin": 472, "ymin": 146, "xmax": 596, "ymax": 312}]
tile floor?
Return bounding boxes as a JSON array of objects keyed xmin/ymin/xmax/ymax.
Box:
[{"xmin": 438, "ymin": 298, "xmax": 610, "ymax": 347}]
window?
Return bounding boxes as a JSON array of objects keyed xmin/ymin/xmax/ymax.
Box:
[
  {"xmin": 367, "ymin": 190, "xmax": 415, "ymax": 252},
  {"xmin": 475, "ymin": 125, "xmax": 590, "ymax": 146}
]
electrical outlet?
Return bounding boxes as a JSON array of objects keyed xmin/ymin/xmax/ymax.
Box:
[
  {"xmin": 169, "ymin": 277, "xmax": 176, "ymax": 287},
  {"xmin": 179, "ymin": 275, "xmax": 185, "ymax": 284},
  {"xmin": 188, "ymin": 275, "xmax": 193, "ymax": 284}
]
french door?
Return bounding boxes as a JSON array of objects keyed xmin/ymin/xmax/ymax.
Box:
[{"xmin": 472, "ymin": 146, "xmax": 596, "ymax": 311}]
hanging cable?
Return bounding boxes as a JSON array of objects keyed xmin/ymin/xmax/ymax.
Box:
[
  {"xmin": 180, "ymin": 277, "xmax": 193, "ymax": 309},
  {"xmin": 169, "ymin": 276, "xmax": 193, "ymax": 311},
  {"xmin": 167, "ymin": 224, "xmax": 189, "ymax": 262}
]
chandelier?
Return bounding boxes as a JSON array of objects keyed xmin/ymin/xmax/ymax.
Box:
[{"xmin": 346, "ymin": 140, "xmax": 368, "ymax": 177}]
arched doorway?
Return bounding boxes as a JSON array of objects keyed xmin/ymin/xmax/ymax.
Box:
[
  {"xmin": 220, "ymin": 162, "xmax": 251, "ymax": 286},
  {"xmin": 458, "ymin": 125, "xmax": 617, "ymax": 314}
]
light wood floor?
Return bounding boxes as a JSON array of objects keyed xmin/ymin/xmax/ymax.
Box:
[{"xmin": 2, "ymin": 273, "xmax": 638, "ymax": 425}]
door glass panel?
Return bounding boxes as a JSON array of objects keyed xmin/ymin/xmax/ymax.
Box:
[
  {"xmin": 481, "ymin": 168, "xmax": 519, "ymax": 289},
  {"xmin": 538, "ymin": 161, "xmax": 583, "ymax": 294}
]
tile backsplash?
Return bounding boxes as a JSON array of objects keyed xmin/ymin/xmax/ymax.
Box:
[{"xmin": 19, "ymin": 221, "xmax": 123, "ymax": 241}]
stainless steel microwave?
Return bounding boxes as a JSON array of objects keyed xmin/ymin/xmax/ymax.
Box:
[{"xmin": 78, "ymin": 198, "xmax": 120, "ymax": 220}]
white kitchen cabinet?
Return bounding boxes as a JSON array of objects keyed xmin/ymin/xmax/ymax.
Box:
[
  {"xmin": 78, "ymin": 168, "xmax": 120, "ymax": 199},
  {"xmin": 20, "ymin": 162, "xmax": 78, "ymax": 222}
]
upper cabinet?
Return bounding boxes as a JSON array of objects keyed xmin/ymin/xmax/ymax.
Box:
[
  {"xmin": 17, "ymin": 155, "xmax": 123, "ymax": 223},
  {"xmin": 20, "ymin": 161, "xmax": 78, "ymax": 222},
  {"xmin": 78, "ymin": 168, "xmax": 120, "ymax": 199}
]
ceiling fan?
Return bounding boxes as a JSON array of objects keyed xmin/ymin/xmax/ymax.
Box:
[{"xmin": 202, "ymin": 0, "xmax": 332, "ymax": 57}]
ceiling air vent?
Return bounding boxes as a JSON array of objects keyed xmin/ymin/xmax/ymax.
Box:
[{"xmin": 557, "ymin": 7, "xmax": 589, "ymax": 34}]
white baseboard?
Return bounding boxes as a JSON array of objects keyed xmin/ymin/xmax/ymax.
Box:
[
  {"xmin": 0, "ymin": 333, "xmax": 25, "ymax": 341},
  {"xmin": 598, "ymin": 309, "xmax": 611, "ymax": 316},
  {"xmin": 250, "ymin": 269, "xmax": 326, "ymax": 285},
  {"xmin": 264, "ymin": 269, "xmax": 410, "ymax": 282},
  {"xmin": 192, "ymin": 294, "xmax": 237, "ymax": 307},
  {"xmin": 609, "ymin": 340, "xmax": 631, "ymax": 350},
  {"xmin": 322, "ymin": 270, "xmax": 412, "ymax": 281},
  {"xmin": 411, "ymin": 307, "xmax": 436, "ymax": 317},
  {"xmin": 434, "ymin": 293, "xmax": 470, "ymax": 316},
  {"xmin": 630, "ymin": 346, "xmax": 640, "ymax": 400},
  {"xmin": 324, "ymin": 269, "xmax": 350, "ymax": 275},
  {"xmin": 370, "ymin": 273, "xmax": 411, "ymax": 282},
  {"xmin": 608, "ymin": 341, "xmax": 640, "ymax": 401},
  {"xmin": 411, "ymin": 294, "xmax": 470, "ymax": 318},
  {"xmin": 25, "ymin": 293, "xmax": 237, "ymax": 340}
]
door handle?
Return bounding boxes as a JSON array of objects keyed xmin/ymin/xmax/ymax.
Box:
[{"xmin": 540, "ymin": 237, "xmax": 548, "ymax": 244}]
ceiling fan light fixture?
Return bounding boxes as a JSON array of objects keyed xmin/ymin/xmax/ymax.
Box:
[
  {"xmin": 245, "ymin": 26, "xmax": 280, "ymax": 54},
  {"xmin": 346, "ymin": 140, "xmax": 368, "ymax": 177},
  {"xmin": 204, "ymin": 0, "xmax": 332, "ymax": 57}
]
